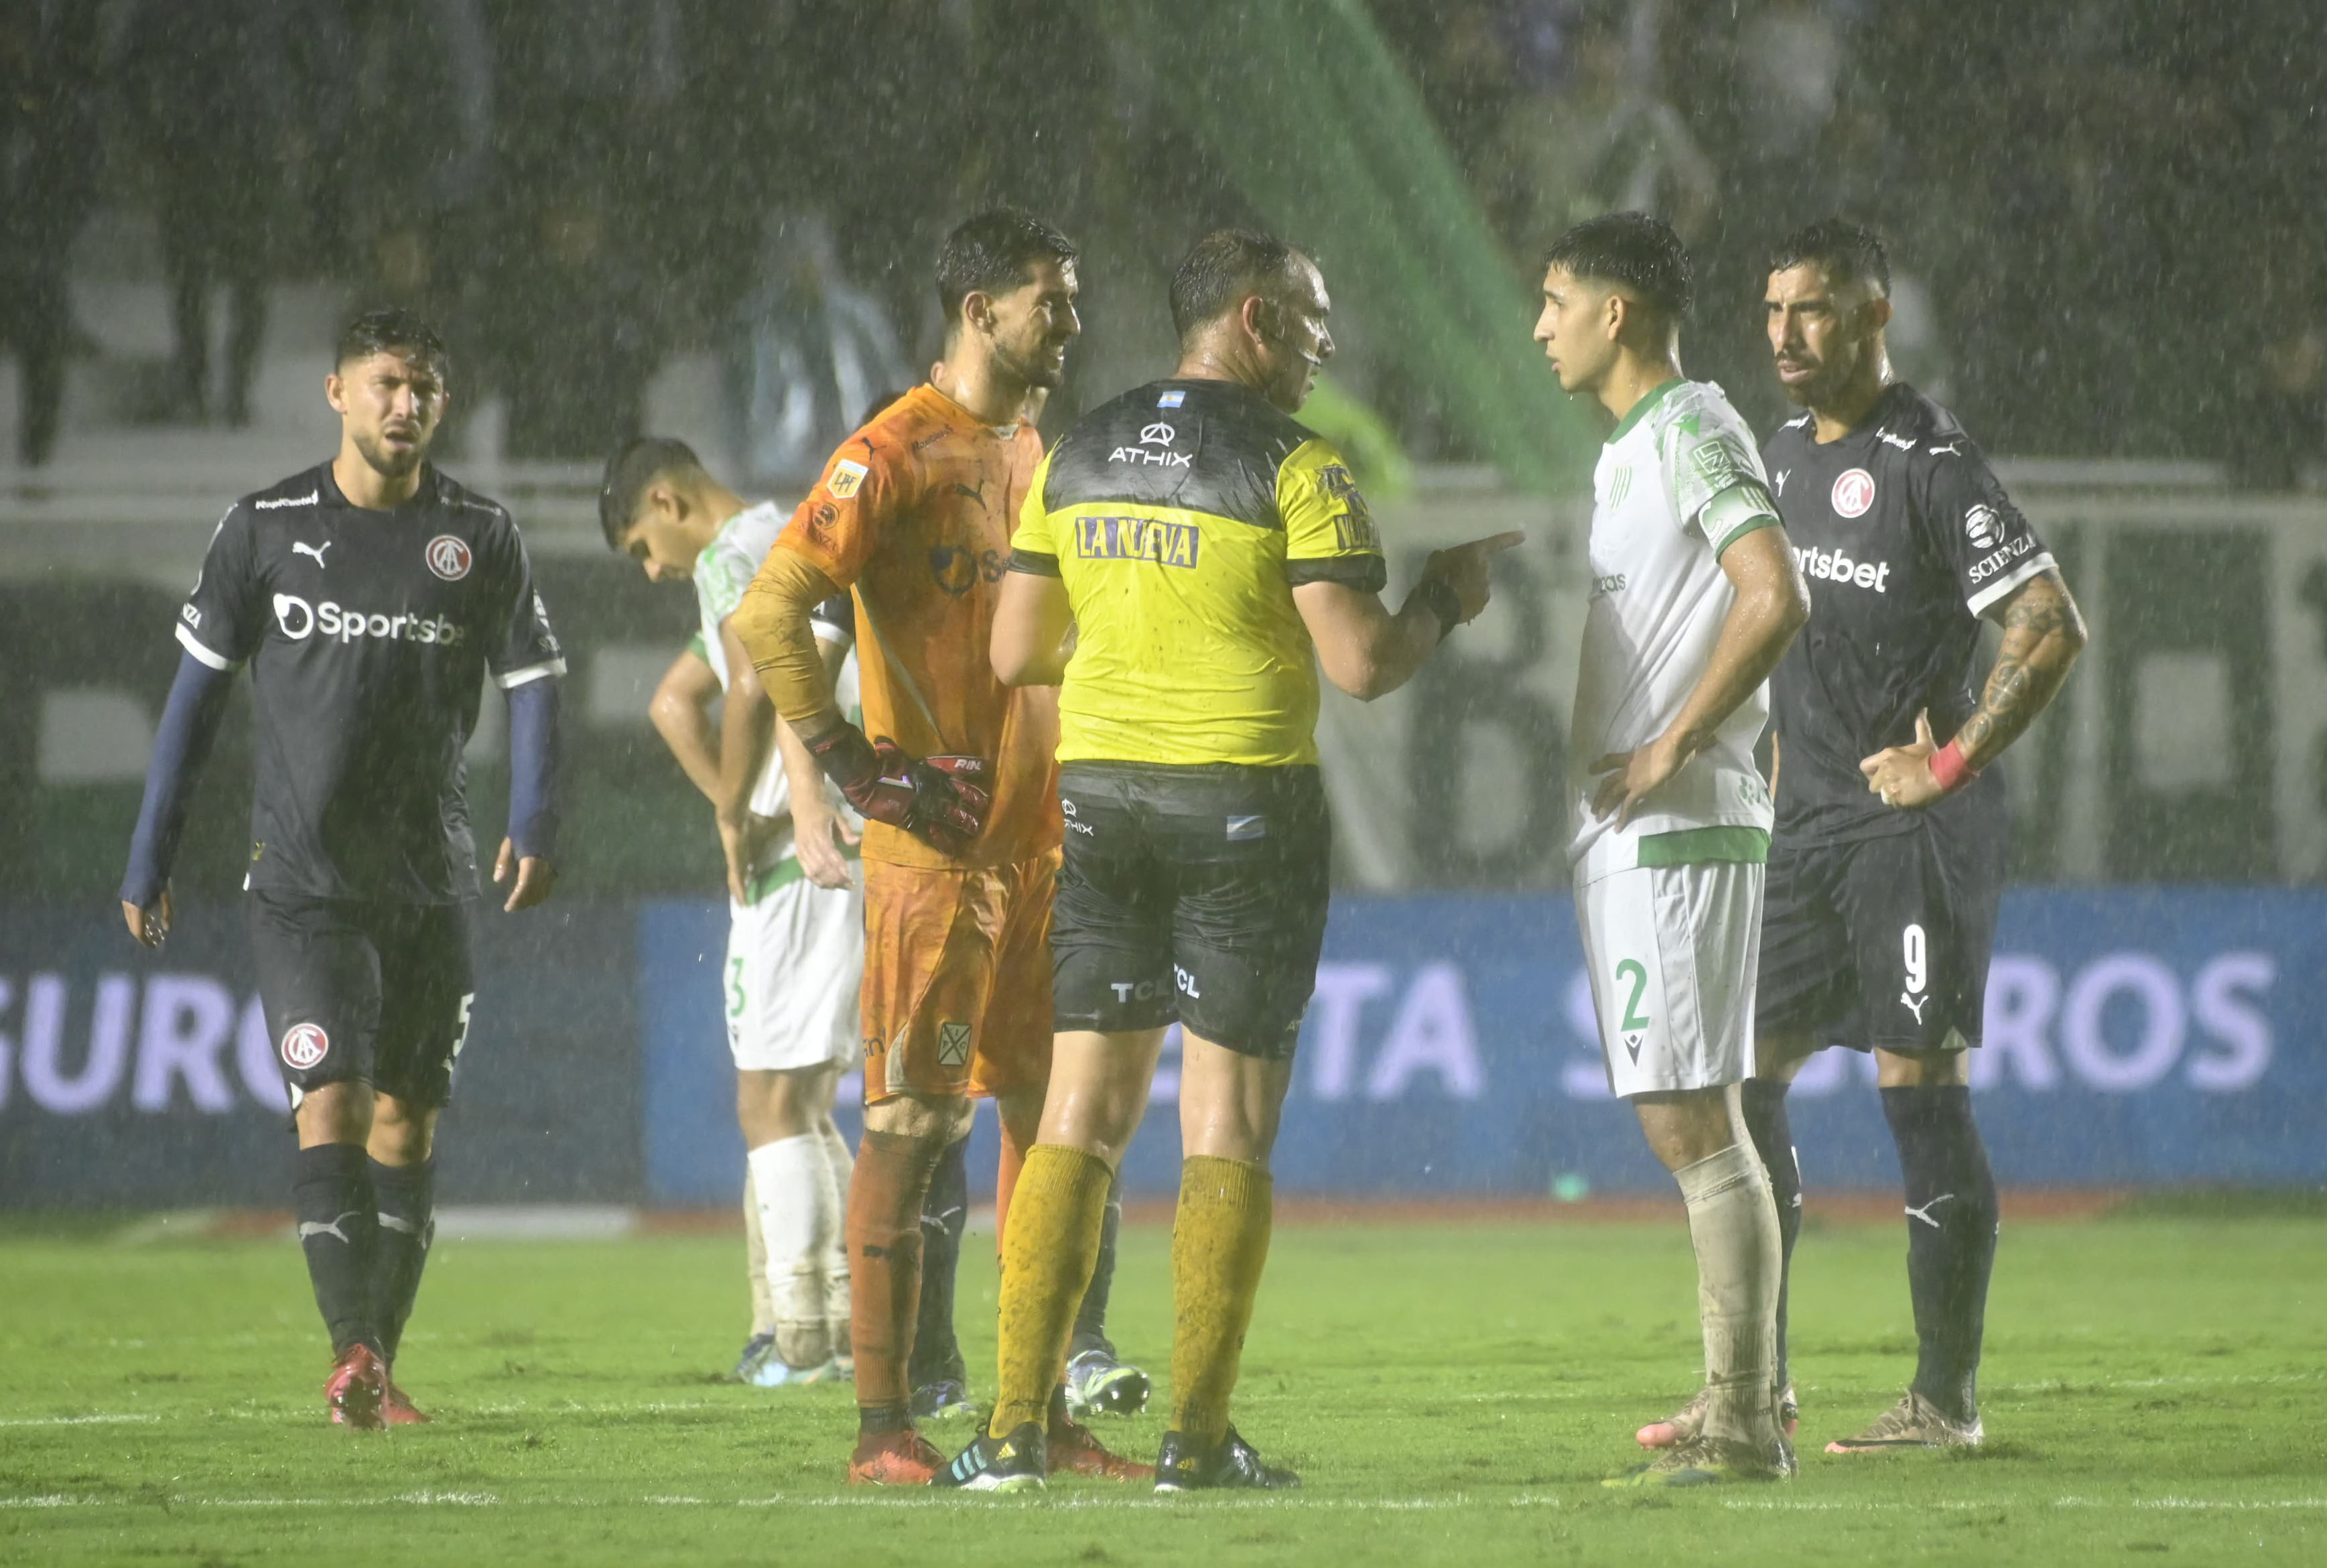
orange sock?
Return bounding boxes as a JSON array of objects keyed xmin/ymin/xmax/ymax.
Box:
[{"xmin": 845, "ymin": 1128, "xmax": 946, "ymax": 1422}]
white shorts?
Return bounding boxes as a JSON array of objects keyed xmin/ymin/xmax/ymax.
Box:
[
  {"xmin": 726, "ymin": 864, "xmax": 864, "ymax": 1073},
  {"xmin": 1575, "ymin": 858, "xmax": 1764, "ymax": 1098}
]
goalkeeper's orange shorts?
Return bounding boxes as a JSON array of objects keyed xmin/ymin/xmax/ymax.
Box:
[{"xmin": 857, "ymin": 848, "xmax": 1058, "ymax": 1104}]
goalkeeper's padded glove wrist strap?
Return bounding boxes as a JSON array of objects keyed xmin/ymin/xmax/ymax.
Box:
[{"xmin": 806, "ymin": 723, "xmax": 878, "ymax": 791}]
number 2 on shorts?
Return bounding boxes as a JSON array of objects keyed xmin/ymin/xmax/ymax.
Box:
[{"xmin": 1614, "ymin": 958, "xmax": 1652, "ymax": 1032}]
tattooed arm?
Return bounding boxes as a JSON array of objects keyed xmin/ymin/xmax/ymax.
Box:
[
  {"xmin": 1952, "ymin": 568, "xmax": 2088, "ymax": 767},
  {"xmin": 1859, "ymin": 568, "xmax": 2088, "ymax": 808}
]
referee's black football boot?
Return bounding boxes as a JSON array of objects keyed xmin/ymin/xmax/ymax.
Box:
[
  {"xmin": 1153, "ymin": 1425, "xmax": 1301, "ymax": 1492},
  {"xmin": 935, "ymin": 1421, "xmax": 1046, "ymax": 1494}
]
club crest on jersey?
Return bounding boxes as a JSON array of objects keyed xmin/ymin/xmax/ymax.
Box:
[
  {"xmin": 1831, "ymin": 468, "xmax": 1877, "ymax": 518},
  {"xmin": 280, "ymin": 1023, "xmax": 330, "ymax": 1071},
  {"xmin": 425, "ymin": 535, "xmax": 472, "ymax": 581},
  {"xmin": 1964, "ymin": 504, "xmax": 2001, "ymax": 549},
  {"xmin": 826, "ymin": 460, "xmax": 869, "ymax": 500}
]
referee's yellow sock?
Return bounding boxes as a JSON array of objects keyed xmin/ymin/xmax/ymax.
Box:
[
  {"xmin": 1169, "ymin": 1155, "xmax": 1274, "ymax": 1448},
  {"xmin": 988, "ymin": 1145, "xmax": 1113, "ymax": 1439}
]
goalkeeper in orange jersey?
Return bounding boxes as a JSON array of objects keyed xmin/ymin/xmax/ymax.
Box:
[{"xmin": 732, "ymin": 209, "xmax": 1145, "ymax": 1488}]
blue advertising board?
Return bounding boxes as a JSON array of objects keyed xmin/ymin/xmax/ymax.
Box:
[
  {"xmin": 639, "ymin": 888, "xmax": 2320, "ymax": 1202},
  {"xmin": 0, "ymin": 903, "xmax": 642, "ymax": 1206}
]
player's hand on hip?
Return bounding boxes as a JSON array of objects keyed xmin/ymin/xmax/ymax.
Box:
[
  {"xmin": 1422, "ymin": 531, "xmax": 1526, "ymax": 623},
  {"xmin": 1859, "ymin": 710, "xmax": 1943, "ymax": 811},
  {"xmin": 808, "ymin": 724, "xmax": 991, "ymax": 856},
  {"xmin": 494, "ymin": 837, "xmax": 557, "ymax": 911},
  {"xmin": 121, "ymin": 885, "xmax": 174, "ymax": 948},
  {"xmin": 792, "ymin": 795, "xmax": 859, "ymax": 891},
  {"xmin": 1589, "ymin": 732, "xmax": 1689, "ymax": 829}
]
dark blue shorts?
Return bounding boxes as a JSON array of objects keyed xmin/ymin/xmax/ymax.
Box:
[
  {"xmin": 1755, "ymin": 821, "xmax": 2005, "ymax": 1053},
  {"xmin": 247, "ymin": 891, "xmax": 476, "ymax": 1107}
]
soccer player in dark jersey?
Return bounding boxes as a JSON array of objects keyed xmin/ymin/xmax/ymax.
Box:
[
  {"xmin": 1637, "ymin": 221, "xmax": 2086, "ymax": 1455},
  {"xmin": 119, "ymin": 308, "xmax": 566, "ymax": 1429}
]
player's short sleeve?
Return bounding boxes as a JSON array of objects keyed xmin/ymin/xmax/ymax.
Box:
[
  {"xmin": 1009, "ymin": 449, "xmax": 1062, "ymax": 576},
  {"xmin": 1918, "ymin": 442, "xmax": 2055, "ymax": 616},
  {"xmin": 176, "ymin": 505, "xmax": 263, "ymax": 669},
  {"xmin": 478, "ymin": 516, "xmax": 567, "ymax": 689},
  {"xmin": 692, "ymin": 537, "xmax": 756, "ymax": 643},
  {"xmin": 1664, "ymin": 403, "xmax": 1777, "ymax": 549},
  {"xmin": 776, "ymin": 436, "xmax": 901, "ymax": 590},
  {"xmin": 810, "ymin": 592, "xmax": 854, "ymax": 648},
  {"xmin": 1278, "ymin": 438, "xmax": 1388, "ymax": 592}
]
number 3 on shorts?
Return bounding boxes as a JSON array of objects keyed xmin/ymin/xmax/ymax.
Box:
[
  {"xmin": 726, "ymin": 956, "xmax": 748, "ymax": 1020},
  {"xmin": 1613, "ymin": 958, "xmax": 1652, "ymax": 1033}
]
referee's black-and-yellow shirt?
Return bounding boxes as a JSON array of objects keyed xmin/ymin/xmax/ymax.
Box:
[{"xmin": 1012, "ymin": 378, "xmax": 1388, "ymax": 768}]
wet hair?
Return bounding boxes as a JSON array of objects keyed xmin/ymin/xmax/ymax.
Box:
[
  {"xmin": 335, "ymin": 306, "xmax": 450, "ymax": 382},
  {"xmin": 597, "ymin": 436, "xmax": 704, "ymax": 550},
  {"xmin": 1169, "ymin": 228, "xmax": 1303, "ymax": 344},
  {"xmin": 935, "ymin": 208, "xmax": 1079, "ymax": 327},
  {"xmin": 1542, "ymin": 212, "xmax": 1692, "ymax": 321},
  {"xmin": 1768, "ymin": 218, "xmax": 1891, "ymax": 298}
]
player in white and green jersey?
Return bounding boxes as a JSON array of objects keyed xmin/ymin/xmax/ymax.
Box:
[
  {"xmin": 603, "ymin": 437, "xmax": 864, "ymax": 1388},
  {"xmin": 1534, "ymin": 213, "xmax": 1812, "ymax": 1486}
]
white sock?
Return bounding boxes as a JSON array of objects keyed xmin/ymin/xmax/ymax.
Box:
[
  {"xmin": 748, "ymin": 1135, "xmax": 833, "ymax": 1368},
  {"xmin": 814, "ymin": 1122, "xmax": 854, "ymax": 1353},
  {"xmin": 743, "ymin": 1163, "xmax": 775, "ymax": 1337},
  {"xmin": 1674, "ymin": 1142, "xmax": 1782, "ymax": 1445}
]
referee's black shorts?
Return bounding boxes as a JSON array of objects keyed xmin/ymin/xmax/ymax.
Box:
[
  {"xmin": 1051, "ymin": 761, "xmax": 1331, "ymax": 1060},
  {"xmin": 1754, "ymin": 817, "xmax": 2006, "ymax": 1054},
  {"xmin": 248, "ymin": 891, "xmax": 476, "ymax": 1108}
]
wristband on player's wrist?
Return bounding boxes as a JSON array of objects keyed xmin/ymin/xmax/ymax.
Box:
[
  {"xmin": 1411, "ymin": 574, "xmax": 1464, "ymax": 639},
  {"xmin": 1928, "ymin": 738, "xmax": 1980, "ymax": 794}
]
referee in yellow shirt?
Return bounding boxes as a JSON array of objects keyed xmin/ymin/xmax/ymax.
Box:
[{"xmin": 939, "ymin": 228, "xmax": 1519, "ymax": 1492}]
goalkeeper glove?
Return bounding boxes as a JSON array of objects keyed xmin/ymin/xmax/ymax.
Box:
[{"xmin": 807, "ymin": 724, "xmax": 991, "ymax": 855}]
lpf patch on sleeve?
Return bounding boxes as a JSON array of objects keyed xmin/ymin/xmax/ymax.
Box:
[{"xmin": 826, "ymin": 460, "xmax": 870, "ymax": 500}]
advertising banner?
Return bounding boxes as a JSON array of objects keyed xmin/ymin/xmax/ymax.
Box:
[
  {"xmin": 7, "ymin": 889, "xmax": 2312, "ymax": 1207},
  {"xmin": 639, "ymin": 887, "xmax": 2318, "ymax": 1201},
  {"xmin": 0, "ymin": 903, "xmax": 642, "ymax": 1206}
]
